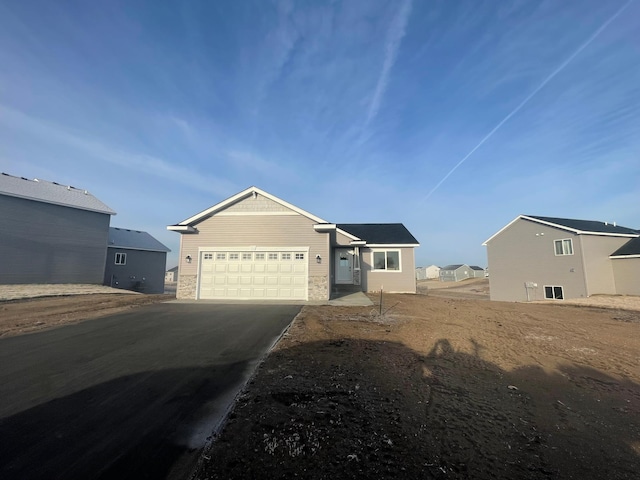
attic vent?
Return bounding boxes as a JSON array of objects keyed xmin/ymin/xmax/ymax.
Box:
[{"xmin": 253, "ymin": 191, "xmax": 258, "ymax": 199}]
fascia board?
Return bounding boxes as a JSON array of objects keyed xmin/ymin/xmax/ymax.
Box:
[
  {"xmin": 610, "ymin": 254, "xmax": 640, "ymax": 259},
  {"xmin": 365, "ymin": 243, "xmax": 420, "ymax": 248},
  {"xmin": 167, "ymin": 225, "xmax": 197, "ymax": 233}
]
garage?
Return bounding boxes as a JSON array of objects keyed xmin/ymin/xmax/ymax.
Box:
[{"xmin": 198, "ymin": 249, "xmax": 308, "ymax": 300}]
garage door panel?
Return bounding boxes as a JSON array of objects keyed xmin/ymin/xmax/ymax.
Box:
[{"xmin": 199, "ymin": 250, "xmax": 308, "ymax": 300}]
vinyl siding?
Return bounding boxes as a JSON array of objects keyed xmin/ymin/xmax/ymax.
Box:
[
  {"xmin": 177, "ymin": 214, "xmax": 331, "ymax": 297},
  {"xmin": 335, "ymin": 230, "xmax": 355, "ymax": 246},
  {"xmin": 0, "ymin": 195, "xmax": 110, "ymax": 284},
  {"xmin": 104, "ymin": 248, "xmax": 167, "ymax": 294},
  {"xmin": 486, "ymin": 218, "xmax": 587, "ymax": 301},
  {"xmin": 611, "ymin": 258, "xmax": 640, "ymax": 295},
  {"xmin": 361, "ymin": 247, "xmax": 416, "ymax": 293},
  {"xmin": 580, "ymin": 235, "xmax": 630, "ymax": 295}
]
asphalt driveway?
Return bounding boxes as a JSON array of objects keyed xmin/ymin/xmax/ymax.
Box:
[{"xmin": 0, "ymin": 302, "xmax": 300, "ymax": 480}]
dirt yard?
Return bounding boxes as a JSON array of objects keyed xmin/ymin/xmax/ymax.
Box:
[{"xmin": 1, "ymin": 287, "xmax": 639, "ymax": 479}]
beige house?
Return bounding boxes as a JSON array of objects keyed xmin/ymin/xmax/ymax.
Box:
[
  {"xmin": 167, "ymin": 187, "xmax": 419, "ymax": 301},
  {"xmin": 483, "ymin": 215, "xmax": 640, "ymax": 302}
]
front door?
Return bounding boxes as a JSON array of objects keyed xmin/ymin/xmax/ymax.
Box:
[{"xmin": 335, "ymin": 249, "xmax": 353, "ymax": 284}]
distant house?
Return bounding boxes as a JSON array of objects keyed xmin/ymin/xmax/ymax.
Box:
[
  {"xmin": 439, "ymin": 264, "xmax": 471, "ymax": 282},
  {"xmin": 165, "ymin": 266, "xmax": 178, "ymax": 283},
  {"xmin": 104, "ymin": 227, "xmax": 171, "ymax": 294},
  {"xmin": 0, "ymin": 173, "xmax": 116, "ymax": 284},
  {"xmin": 469, "ymin": 265, "xmax": 486, "ymax": 278},
  {"xmin": 483, "ymin": 215, "xmax": 640, "ymax": 301},
  {"xmin": 416, "ymin": 265, "xmax": 440, "ymax": 280}
]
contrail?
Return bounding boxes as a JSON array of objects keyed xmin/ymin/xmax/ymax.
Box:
[{"xmin": 421, "ymin": 0, "xmax": 634, "ymax": 202}]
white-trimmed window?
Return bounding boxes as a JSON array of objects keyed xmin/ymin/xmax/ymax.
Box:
[
  {"xmin": 544, "ymin": 285, "xmax": 564, "ymax": 300},
  {"xmin": 229, "ymin": 253, "xmax": 239, "ymax": 260},
  {"xmin": 242, "ymin": 253, "xmax": 252, "ymax": 261},
  {"xmin": 255, "ymin": 253, "xmax": 266, "ymax": 261},
  {"xmin": 372, "ymin": 250, "xmax": 400, "ymax": 271},
  {"xmin": 295, "ymin": 253, "xmax": 305, "ymax": 260},
  {"xmin": 554, "ymin": 239, "xmax": 573, "ymax": 256},
  {"xmin": 268, "ymin": 253, "xmax": 278, "ymax": 261},
  {"xmin": 216, "ymin": 253, "xmax": 226, "ymax": 261},
  {"xmin": 115, "ymin": 252, "xmax": 126, "ymax": 265},
  {"xmin": 203, "ymin": 253, "xmax": 213, "ymax": 260},
  {"xmin": 282, "ymin": 253, "xmax": 292, "ymax": 260}
]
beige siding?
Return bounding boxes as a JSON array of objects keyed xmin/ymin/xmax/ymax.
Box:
[
  {"xmin": 612, "ymin": 258, "xmax": 640, "ymax": 295},
  {"xmin": 580, "ymin": 235, "xmax": 631, "ymax": 295},
  {"xmin": 176, "ymin": 214, "xmax": 330, "ymax": 300},
  {"xmin": 361, "ymin": 247, "xmax": 416, "ymax": 293},
  {"xmin": 335, "ymin": 231, "xmax": 354, "ymax": 246},
  {"xmin": 219, "ymin": 194, "xmax": 291, "ymax": 214},
  {"xmin": 486, "ymin": 218, "xmax": 588, "ymax": 301}
]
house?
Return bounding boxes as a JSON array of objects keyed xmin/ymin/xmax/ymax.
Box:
[
  {"xmin": 416, "ymin": 265, "xmax": 440, "ymax": 280},
  {"xmin": 0, "ymin": 173, "xmax": 116, "ymax": 284},
  {"xmin": 483, "ymin": 215, "xmax": 640, "ymax": 301},
  {"xmin": 167, "ymin": 186, "xmax": 419, "ymax": 301},
  {"xmin": 165, "ymin": 266, "xmax": 179, "ymax": 283},
  {"xmin": 104, "ymin": 227, "xmax": 171, "ymax": 294},
  {"xmin": 439, "ymin": 264, "xmax": 471, "ymax": 282},
  {"xmin": 469, "ymin": 265, "xmax": 486, "ymax": 278}
]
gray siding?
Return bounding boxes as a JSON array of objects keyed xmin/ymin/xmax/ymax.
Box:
[
  {"xmin": 177, "ymin": 214, "xmax": 331, "ymax": 300},
  {"xmin": 580, "ymin": 235, "xmax": 630, "ymax": 295},
  {"xmin": 361, "ymin": 247, "xmax": 416, "ymax": 293},
  {"xmin": 486, "ymin": 218, "xmax": 587, "ymax": 301},
  {"xmin": 440, "ymin": 266, "xmax": 470, "ymax": 282},
  {"xmin": 612, "ymin": 258, "xmax": 640, "ymax": 295},
  {"xmin": 104, "ymin": 248, "xmax": 167, "ymax": 294},
  {"xmin": 0, "ymin": 195, "xmax": 110, "ymax": 284}
]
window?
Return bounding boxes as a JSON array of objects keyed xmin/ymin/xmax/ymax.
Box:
[
  {"xmin": 216, "ymin": 253, "xmax": 226, "ymax": 261},
  {"xmin": 242, "ymin": 253, "xmax": 252, "ymax": 261},
  {"xmin": 203, "ymin": 253, "xmax": 213, "ymax": 260},
  {"xmin": 295, "ymin": 253, "xmax": 305, "ymax": 260},
  {"xmin": 255, "ymin": 253, "xmax": 266, "ymax": 261},
  {"xmin": 554, "ymin": 239, "xmax": 573, "ymax": 256},
  {"xmin": 229, "ymin": 253, "xmax": 239, "ymax": 260},
  {"xmin": 281, "ymin": 253, "xmax": 291, "ymax": 260},
  {"xmin": 544, "ymin": 285, "xmax": 564, "ymax": 300},
  {"xmin": 115, "ymin": 252, "xmax": 126, "ymax": 265},
  {"xmin": 372, "ymin": 250, "xmax": 400, "ymax": 271},
  {"xmin": 268, "ymin": 253, "xmax": 278, "ymax": 260}
]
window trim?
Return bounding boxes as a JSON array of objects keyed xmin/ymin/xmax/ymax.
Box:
[
  {"xmin": 371, "ymin": 249, "xmax": 402, "ymax": 272},
  {"xmin": 554, "ymin": 238, "xmax": 574, "ymax": 256},
  {"xmin": 543, "ymin": 285, "xmax": 564, "ymax": 300},
  {"xmin": 115, "ymin": 252, "xmax": 127, "ymax": 265}
]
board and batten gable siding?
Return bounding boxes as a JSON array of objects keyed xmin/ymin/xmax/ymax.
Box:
[
  {"xmin": 486, "ymin": 217, "xmax": 587, "ymax": 301},
  {"xmin": 361, "ymin": 247, "xmax": 416, "ymax": 293},
  {"xmin": 611, "ymin": 258, "xmax": 640, "ymax": 295},
  {"xmin": 104, "ymin": 248, "xmax": 168, "ymax": 294},
  {"xmin": 0, "ymin": 195, "xmax": 110, "ymax": 284},
  {"xmin": 579, "ymin": 235, "xmax": 630, "ymax": 295},
  {"xmin": 178, "ymin": 214, "xmax": 331, "ymax": 299}
]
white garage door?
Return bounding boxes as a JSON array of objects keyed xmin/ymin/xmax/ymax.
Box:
[{"xmin": 198, "ymin": 249, "xmax": 308, "ymax": 300}]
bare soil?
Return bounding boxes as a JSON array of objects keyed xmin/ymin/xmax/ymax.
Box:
[{"xmin": 2, "ymin": 288, "xmax": 639, "ymax": 479}]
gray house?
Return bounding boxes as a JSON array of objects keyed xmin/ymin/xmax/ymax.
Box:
[
  {"xmin": 0, "ymin": 173, "xmax": 116, "ymax": 284},
  {"xmin": 165, "ymin": 266, "xmax": 178, "ymax": 283},
  {"xmin": 469, "ymin": 265, "xmax": 486, "ymax": 278},
  {"xmin": 439, "ymin": 264, "xmax": 471, "ymax": 282},
  {"xmin": 104, "ymin": 227, "xmax": 171, "ymax": 294},
  {"xmin": 483, "ymin": 215, "xmax": 640, "ymax": 301},
  {"xmin": 167, "ymin": 186, "xmax": 419, "ymax": 301}
]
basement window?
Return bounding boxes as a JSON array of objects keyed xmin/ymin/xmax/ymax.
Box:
[
  {"xmin": 544, "ymin": 285, "xmax": 564, "ymax": 300},
  {"xmin": 115, "ymin": 253, "xmax": 126, "ymax": 265}
]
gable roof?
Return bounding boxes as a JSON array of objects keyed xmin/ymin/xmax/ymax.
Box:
[
  {"xmin": 168, "ymin": 186, "xmax": 328, "ymax": 232},
  {"xmin": 441, "ymin": 264, "xmax": 468, "ymax": 270},
  {"xmin": 469, "ymin": 265, "xmax": 485, "ymax": 270},
  {"xmin": 0, "ymin": 172, "xmax": 116, "ymax": 215},
  {"xmin": 108, "ymin": 227, "xmax": 170, "ymax": 252},
  {"xmin": 610, "ymin": 237, "xmax": 640, "ymax": 258},
  {"xmin": 166, "ymin": 266, "xmax": 179, "ymax": 273},
  {"xmin": 337, "ymin": 223, "xmax": 419, "ymax": 246},
  {"xmin": 483, "ymin": 215, "xmax": 639, "ymax": 245}
]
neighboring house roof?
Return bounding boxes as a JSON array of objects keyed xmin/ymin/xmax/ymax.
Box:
[
  {"xmin": 469, "ymin": 265, "xmax": 485, "ymax": 270},
  {"xmin": 168, "ymin": 186, "xmax": 328, "ymax": 232},
  {"xmin": 166, "ymin": 266, "xmax": 179, "ymax": 273},
  {"xmin": 484, "ymin": 215, "xmax": 639, "ymax": 245},
  {"xmin": 0, "ymin": 172, "xmax": 116, "ymax": 215},
  {"xmin": 610, "ymin": 237, "xmax": 640, "ymax": 258},
  {"xmin": 441, "ymin": 264, "xmax": 466, "ymax": 270},
  {"xmin": 337, "ymin": 224, "xmax": 419, "ymax": 246},
  {"xmin": 108, "ymin": 227, "xmax": 171, "ymax": 252}
]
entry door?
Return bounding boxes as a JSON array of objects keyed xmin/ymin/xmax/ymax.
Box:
[{"xmin": 335, "ymin": 249, "xmax": 353, "ymax": 284}]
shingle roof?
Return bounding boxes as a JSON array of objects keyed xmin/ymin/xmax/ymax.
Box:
[
  {"xmin": 469, "ymin": 265, "xmax": 485, "ymax": 270},
  {"xmin": 108, "ymin": 227, "xmax": 170, "ymax": 252},
  {"xmin": 610, "ymin": 237, "xmax": 640, "ymax": 257},
  {"xmin": 0, "ymin": 172, "xmax": 116, "ymax": 215},
  {"xmin": 525, "ymin": 215, "xmax": 638, "ymax": 235},
  {"xmin": 337, "ymin": 223, "xmax": 419, "ymax": 245},
  {"xmin": 441, "ymin": 264, "xmax": 466, "ymax": 270}
]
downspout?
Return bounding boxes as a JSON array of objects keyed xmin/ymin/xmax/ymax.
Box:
[{"xmin": 578, "ymin": 235, "xmax": 590, "ymax": 297}]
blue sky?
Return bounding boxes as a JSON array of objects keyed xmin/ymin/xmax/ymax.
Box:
[{"xmin": 1, "ymin": 0, "xmax": 639, "ymax": 269}]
